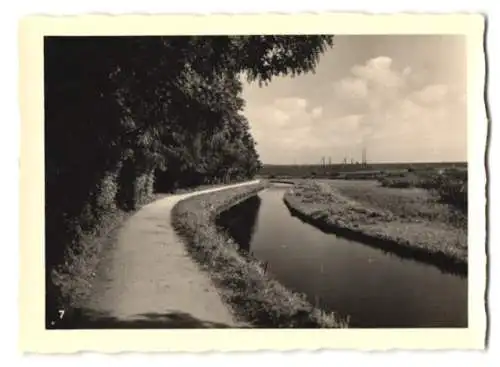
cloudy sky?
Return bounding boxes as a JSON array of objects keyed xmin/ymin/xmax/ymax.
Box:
[{"xmin": 242, "ymin": 35, "xmax": 467, "ymax": 165}]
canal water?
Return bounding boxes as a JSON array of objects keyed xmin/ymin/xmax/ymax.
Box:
[{"xmin": 215, "ymin": 183, "xmax": 467, "ymax": 328}]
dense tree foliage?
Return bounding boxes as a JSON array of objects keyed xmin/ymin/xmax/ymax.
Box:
[{"xmin": 45, "ymin": 35, "xmax": 333, "ymax": 322}]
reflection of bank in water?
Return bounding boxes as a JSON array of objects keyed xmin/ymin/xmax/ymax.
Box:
[
  {"xmin": 216, "ymin": 194, "xmax": 261, "ymax": 255},
  {"xmin": 216, "ymin": 185, "xmax": 467, "ymax": 328}
]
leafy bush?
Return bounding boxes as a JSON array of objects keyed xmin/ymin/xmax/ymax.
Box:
[
  {"xmin": 431, "ymin": 175, "xmax": 468, "ymax": 213},
  {"xmin": 378, "ymin": 170, "xmax": 468, "ymax": 214}
]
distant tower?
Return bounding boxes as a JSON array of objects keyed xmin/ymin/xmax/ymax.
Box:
[{"xmin": 362, "ymin": 147, "xmax": 367, "ymax": 166}]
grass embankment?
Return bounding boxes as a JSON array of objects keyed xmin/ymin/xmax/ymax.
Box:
[
  {"xmin": 284, "ymin": 180, "xmax": 467, "ymax": 275},
  {"xmin": 171, "ymin": 181, "xmax": 348, "ymax": 328}
]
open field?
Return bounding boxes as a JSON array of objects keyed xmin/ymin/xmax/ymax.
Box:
[
  {"xmin": 284, "ymin": 179, "xmax": 467, "ymax": 275},
  {"xmin": 266, "ymin": 163, "xmax": 468, "ymax": 217},
  {"xmin": 378, "ymin": 168, "xmax": 467, "ymax": 214},
  {"xmin": 171, "ymin": 181, "xmax": 348, "ymax": 328},
  {"xmin": 259, "ymin": 162, "xmax": 467, "ymax": 180},
  {"xmin": 330, "ymin": 179, "xmax": 467, "ymax": 228}
]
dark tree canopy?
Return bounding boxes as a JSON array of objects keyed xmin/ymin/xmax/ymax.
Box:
[{"xmin": 44, "ymin": 35, "xmax": 333, "ymax": 322}]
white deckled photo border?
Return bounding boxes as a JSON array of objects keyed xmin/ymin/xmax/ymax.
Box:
[{"xmin": 18, "ymin": 13, "xmax": 487, "ymax": 353}]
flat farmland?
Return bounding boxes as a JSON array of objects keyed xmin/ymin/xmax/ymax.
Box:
[{"xmin": 283, "ymin": 178, "xmax": 467, "ymax": 274}]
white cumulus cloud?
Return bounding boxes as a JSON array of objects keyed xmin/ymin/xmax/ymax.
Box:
[
  {"xmin": 311, "ymin": 106, "xmax": 323, "ymax": 119},
  {"xmin": 331, "ymin": 56, "xmax": 465, "ymax": 158},
  {"xmin": 242, "ymin": 37, "xmax": 467, "ymax": 164}
]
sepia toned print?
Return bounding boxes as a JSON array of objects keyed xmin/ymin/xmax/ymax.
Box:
[{"xmin": 19, "ymin": 14, "xmax": 486, "ymax": 352}]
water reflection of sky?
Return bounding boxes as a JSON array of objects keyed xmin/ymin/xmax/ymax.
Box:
[{"xmin": 216, "ymin": 186, "xmax": 467, "ymax": 328}]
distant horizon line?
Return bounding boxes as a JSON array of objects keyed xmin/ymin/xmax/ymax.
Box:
[{"xmin": 262, "ymin": 160, "xmax": 467, "ymax": 166}]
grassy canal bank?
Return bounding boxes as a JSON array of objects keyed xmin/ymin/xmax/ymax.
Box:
[
  {"xmin": 284, "ymin": 180, "xmax": 467, "ymax": 275},
  {"xmin": 171, "ymin": 181, "xmax": 348, "ymax": 328}
]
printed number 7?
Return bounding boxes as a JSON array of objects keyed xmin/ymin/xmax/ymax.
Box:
[{"xmin": 58, "ymin": 309, "xmax": 65, "ymax": 319}]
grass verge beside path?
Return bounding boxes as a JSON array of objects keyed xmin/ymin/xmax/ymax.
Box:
[
  {"xmin": 50, "ymin": 194, "xmax": 166, "ymax": 324},
  {"xmin": 171, "ymin": 181, "xmax": 348, "ymax": 328},
  {"xmin": 50, "ymin": 183, "xmax": 245, "ymax": 325},
  {"xmin": 284, "ymin": 180, "xmax": 467, "ymax": 276}
]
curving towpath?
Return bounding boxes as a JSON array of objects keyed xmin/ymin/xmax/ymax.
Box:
[{"xmin": 74, "ymin": 180, "xmax": 260, "ymax": 329}]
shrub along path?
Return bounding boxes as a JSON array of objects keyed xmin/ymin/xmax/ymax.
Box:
[{"xmin": 71, "ymin": 180, "xmax": 260, "ymax": 329}]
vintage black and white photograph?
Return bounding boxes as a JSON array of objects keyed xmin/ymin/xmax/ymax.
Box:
[{"xmin": 19, "ymin": 13, "xmax": 486, "ymax": 352}]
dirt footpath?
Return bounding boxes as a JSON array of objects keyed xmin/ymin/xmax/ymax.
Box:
[{"xmin": 77, "ymin": 181, "xmax": 260, "ymax": 328}]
